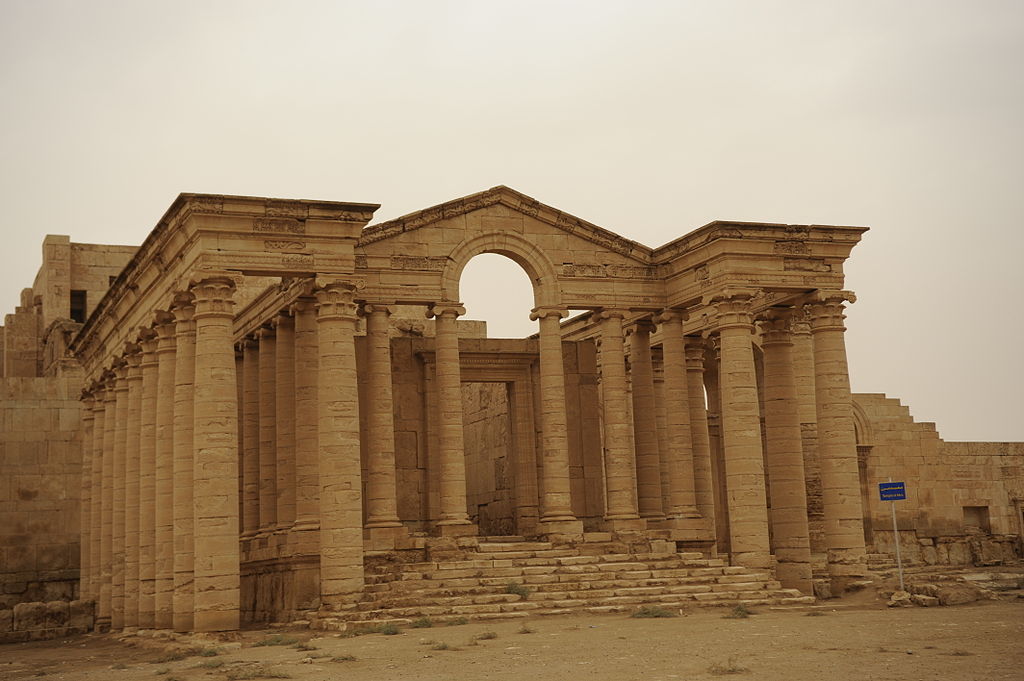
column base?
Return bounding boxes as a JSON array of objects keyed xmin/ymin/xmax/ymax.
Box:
[
  {"xmin": 826, "ymin": 547, "xmax": 868, "ymax": 594},
  {"xmin": 661, "ymin": 515, "xmax": 714, "ymax": 535},
  {"xmin": 729, "ymin": 550, "xmax": 773, "ymax": 569},
  {"xmin": 602, "ymin": 516, "xmax": 647, "ymax": 532},
  {"xmin": 364, "ymin": 525, "xmax": 409, "ymax": 551},
  {"xmin": 538, "ymin": 518, "xmax": 584, "ymax": 537},
  {"xmin": 776, "ymin": 562, "xmax": 814, "ymax": 595},
  {"xmin": 433, "ymin": 521, "xmax": 478, "ymax": 537}
]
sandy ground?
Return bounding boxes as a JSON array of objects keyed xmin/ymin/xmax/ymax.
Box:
[{"xmin": 2, "ymin": 599, "xmax": 1022, "ymax": 681}]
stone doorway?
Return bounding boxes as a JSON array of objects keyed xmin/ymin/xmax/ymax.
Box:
[{"xmin": 462, "ymin": 381, "xmax": 515, "ymax": 535}]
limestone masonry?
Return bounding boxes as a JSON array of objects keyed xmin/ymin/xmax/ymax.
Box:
[{"xmin": 1, "ymin": 186, "xmax": 1020, "ymax": 637}]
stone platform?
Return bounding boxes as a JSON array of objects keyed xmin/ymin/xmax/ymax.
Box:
[{"xmin": 314, "ymin": 536, "xmax": 814, "ymax": 631}]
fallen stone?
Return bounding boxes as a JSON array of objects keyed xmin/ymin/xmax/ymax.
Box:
[
  {"xmin": 888, "ymin": 591, "xmax": 913, "ymax": 607},
  {"xmin": 910, "ymin": 594, "xmax": 939, "ymax": 607}
]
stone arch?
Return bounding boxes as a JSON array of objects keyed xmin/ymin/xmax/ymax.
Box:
[
  {"xmin": 851, "ymin": 399, "xmax": 873, "ymax": 446},
  {"xmin": 441, "ymin": 231, "xmax": 562, "ymax": 309}
]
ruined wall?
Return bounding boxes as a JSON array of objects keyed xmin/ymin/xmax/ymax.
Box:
[
  {"xmin": 0, "ymin": 377, "xmax": 82, "ymax": 608},
  {"xmin": 854, "ymin": 393, "xmax": 1024, "ymax": 565},
  {"xmin": 68, "ymin": 242, "xmax": 137, "ymax": 321},
  {"xmin": 462, "ymin": 381, "xmax": 513, "ymax": 535}
]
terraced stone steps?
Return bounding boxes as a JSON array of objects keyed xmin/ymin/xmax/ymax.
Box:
[{"xmin": 342, "ymin": 538, "xmax": 815, "ymax": 627}]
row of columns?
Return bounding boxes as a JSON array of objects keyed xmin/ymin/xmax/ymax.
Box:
[{"xmin": 78, "ymin": 276, "xmax": 369, "ymax": 631}]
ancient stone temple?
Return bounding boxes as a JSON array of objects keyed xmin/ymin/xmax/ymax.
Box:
[{"xmin": 1, "ymin": 186, "xmax": 1021, "ymax": 637}]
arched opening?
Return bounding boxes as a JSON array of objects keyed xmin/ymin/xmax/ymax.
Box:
[{"xmin": 458, "ymin": 253, "xmax": 537, "ymax": 535}]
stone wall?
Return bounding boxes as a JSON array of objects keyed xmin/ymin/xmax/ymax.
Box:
[
  {"xmin": 854, "ymin": 393, "xmax": 1024, "ymax": 565},
  {"xmin": 462, "ymin": 381, "xmax": 514, "ymax": 535},
  {"xmin": 0, "ymin": 599, "xmax": 94, "ymax": 643},
  {"xmin": 0, "ymin": 377, "xmax": 82, "ymax": 608}
]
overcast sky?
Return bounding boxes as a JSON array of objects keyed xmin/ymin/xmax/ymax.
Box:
[{"xmin": 1, "ymin": 1, "xmax": 1021, "ymax": 441}]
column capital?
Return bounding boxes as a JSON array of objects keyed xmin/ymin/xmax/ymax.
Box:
[
  {"xmin": 289, "ymin": 296, "xmax": 317, "ymax": 317},
  {"xmin": 529, "ymin": 306, "xmax": 568, "ymax": 322},
  {"xmin": 125, "ymin": 343, "xmax": 143, "ymax": 375},
  {"xmin": 270, "ymin": 310, "xmax": 294, "ymax": 330},
  {"xmin": 138, "ymin": 328, "xmax": 159, "ymax": 365},
  {"xmin": 705, "ymin": 289, "xmax": 759, "ymax": 332},
  {"xmin": 625, "ymin": 317, "xmax": 657, "ymax": 336},
  {"xmin": 315, "ymin": 281, "xmax": 359, "ymax": 321},
  {"xmin": 683, "ymin": 336, "xmax": 708, "ymax": 367},
  {"xmin": 361, "ymin": 302, "xmax": 394, "ymax": 317},
  {"xmin": 427, "ymin": 302, "xmax": 466, "ymax": 320},
  {"xmin": 805, "ymin": 289, "xmax": 855, "ymax": 332},
  {"xmin": 80, "ymin": 390, "xmax": 96, "ymax": 417},
  {"xmin": 758, "ymin": 309, "xmax": 796, "ymax": 346},
  {"xmin": 171, "ymin": 292, "xmax": 196, "ymax": 323},
  {"xmin": 594, "ymin": 308, "xmax": 626, "ymax": 322},
  {"xmin": 189, "ymin": 275, "xmax": 238, "ymax": 320},
  {"xmin": 653, "ymin": 308, "xmax": 688, "ymax": 326}
]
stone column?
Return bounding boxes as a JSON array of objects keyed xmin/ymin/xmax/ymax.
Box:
[
  {"xmin": 257, "ymin": 325, "xmax": 278, "ymax": 537},
  {"xmin": 172, "ymin": 294, "xmax": 196, "ymax": 632},
  {"xmin": 427, "ymin": 303, "xmax": 474, "ymax": 534},
  {"xmin": 290, "ymin": 295, "xmax": 320, "ymax": 611},
  {"xmin": 98, "ymin": 373, "xmax": 116, "ymax": 629},
  {"xmin": 315, "ymin": 281, "xmax": 365, "ymax": 607},
  {"xmin": 111, "ymin": 358, "xmax": 128, "ymax": 630},
  {"xmin": 628, "ymin": 319, "xmax": 665, "ymax": 523},
  {"xmin": 292, "ymin": 297, "xmax": 319, "ymax": 532},
  {"xmin": 759, "ymin": 311, "xmax": 812, "ymax": 593},
  {"xmin": 240, "ymin": 336, "xmax": 260, "ymax": 539},
  {"xmin": 274, "ymin": 312, "xmax": 297, "ymax": 533},
  {"xmin": 138, "ymin": 330, "xmax": 159, "ymax": 627},
  {"xmin": 362, "ymin": 304, "xmax": 403, "ymax": 535},
  {"xmin": 654, "ymin": 311, "xmax": 701, "ymax": 523},
  {"xmin": 806, "ymin": 291, "xmax": 867, "ymax": 587},
  {"xmin": 124, "ymin": 346, "xmax": 142, "ymax": 630},
  {"xmin": 89, "ymin": 386, "xmax": 106, "ymax": 608},
  {"xmin": 153, "ymin": 311, "xmax": 176, "ymax": 629},
  {"xmin": 710, "ymin": 291, "xmax": 771, "ymax": 568},
  {"xmin": 684, "ymin": 337, "xmax": 717, "ymax": 537},
  {"xmin": 530, "ymin": 306, "xmax": 581, "ymax": 533},
  {"xmin": 596, "ymin": 310, "xmax": 643, "ymax": 531},
  {"xmin": 78, "ymin": 392, "xmax": 95, "ymax": 601},
  {"xmin": 190, "ymin": 275, "xmax": 241, "ymax": 632}
]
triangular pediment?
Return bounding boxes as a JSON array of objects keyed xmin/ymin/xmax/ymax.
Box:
[{"xmin": 359, "ymin": 185, "xmax": 654, "ymax": 264}]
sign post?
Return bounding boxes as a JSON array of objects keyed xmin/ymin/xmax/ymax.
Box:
[{"xmin": 878, "ymin": 480, "xmax": 907, "ymax": 591}]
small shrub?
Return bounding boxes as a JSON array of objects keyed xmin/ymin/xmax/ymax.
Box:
[
  {"xmin": 447, "ymin": 617, "xmax": 469, "ymax": 626},
  {"xmin": 291, "ymin": 642, "xmax": 317, "ymax": 651},
  {"xmin": 376, "ymin": 622, "xmax": 400, "ymax": 635},
  {"xmin": 225, "ymin": 666, "xmax": 291, "ymax": 680},
  {"xmin": 196, "ymin": 647, "xmax": 219, "ymax": 657},
  {"xmin": 410, "ymin": 617, "xmax": 434, "ymax": 628},
  {"xmin": 708, "ymin": 657, "xmax": 750, "ymax": 675},
  {"xmin": 631, "ymin": 605, "xmax": 677, "ymax": 619},
  {"xmin": 723, "ymin": 604, "xmax": 752, "ymax": 619},
  {"xmin": 517, "ymin": 624, "xmax": 535, "ymax": 634},
  {"xmin": 253, "ymin": 634, "xmax": 299, "ymax": 647},
  {"xmin": 331, "ymin": 654, "xmax": 357, "ymax": 662},
  {"xmin": 504, "ymin": 582, "xmax": 531, "ymax": 599},
  {"xmin": 474, "ymin": 631, "xmax": 498, "ymax": 640},
  {"xmin": 153, "ymin": 652, "xmax": 187, "ymax": 664},
  {"xmin": 805, "ymin": 610, "xmax": 826, "ymax": 617},
  {"xmin": 431, "ymin": 642, "xmax": 451, "ymax": 651}
]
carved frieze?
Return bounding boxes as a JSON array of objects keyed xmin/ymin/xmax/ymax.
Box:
[
  {"xmin": 560, "ymin": 263, "xmax": 658, "ymax": 279},
  {"xmin": 783, "ymin": 258, "xmax": 831, "ymax": 272},
  {"xmin": 253, "ymin": 217, "xmax": 305, "ymax": 234},
  {"xmin": 390, "ymin": 256, "xmax": 448, "ymax": 271},
  {"xmin": 774, "ymin": 240, "xmax": 809, "ymax": 255},
  {"xmin": 264, "ymin": 240, "xmax": 306, "ymax": 251},
  {"xmin": 265, "ymin": 201, "xmax": 307, "ymax": 218}
]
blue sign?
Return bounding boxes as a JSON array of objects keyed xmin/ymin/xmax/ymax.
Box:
[{"xmin": 879, "ymin": 481, "xmax": 907, "ymax": 501}]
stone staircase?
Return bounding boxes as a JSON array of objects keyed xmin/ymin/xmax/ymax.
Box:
[{"xmin": 321, "ymin": 536, "xmax": 815, "ymax": 629}]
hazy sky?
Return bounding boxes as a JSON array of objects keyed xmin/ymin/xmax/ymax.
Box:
[{"xmin": 1, "ymin": 1, "xmax": 1021, "ymax": 441}]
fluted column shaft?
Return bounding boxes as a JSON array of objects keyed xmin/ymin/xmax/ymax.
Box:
[
  {"xmin": 153, "ymin": 313, "xmax": 176, "ymax": 629},
  {"xmin": 111, "ymin": 361, "xmax": 128, "ymax": 629},
  {"xmin": 429, "ymin": 303, "xmax": 472, "ymax": 530},
  {"xmin": 98, "ymin": 378, "xmax": 116, "ymax": 627},
  {"xmin": 364, "ymin": 304, "xmax": 402, "ymax": 528},
  {"xmin": 240, "ymin": 337, "xmax": 260, "ymax": 538},
  {"xmin": 315, "ymin": 282, "xmax": 365, "ymax": 605},
  {"xmin": 88, "ymin": 389, "xmax": 105, "ymax": 607},
  {"xmin": 78, "ymin": 395, "xmax": 95, "ymax": 601},
  {"xmin": 292, "ymin": 298, "xmax": 319, "ymax": 531},
  {"xmin": 532, "ymin": 307, "xmax": 578, "ymax": 526},
  {"xmin": 172, "ymin": 295, "xmax": 196, "ymax": 632},
  {"xmin": 629, "ymin": 319, "xmax": 665, "ymax": 522},
  {"xmin": 138, "ymin": 333, "xmax": 159, "ymax": 627},
  {"xmin": 274, "ymin": 313, "xmax": 297, "ymax": 532},
  {"xmin": 655, "ymin": 312, "xmax": 699, "ymax": 519},
  {"xmin": 598, "ymin": 310, "xmax": 641, "ymax": 527},
  {"xmin": 807, "ymin": 292, "xmax": 867, "ymax": 584},
  {"xmin": 257, "ymin": 327, "xmax": 278, "ymax": 535},
  {"xmin": 190, "ymin": 275, "xmax": 241, "ymax": 632},
  {"xmin": 684, "ymin": 337, "xmax": 716, "ymax": 530},
  {"xmin": 712, "ymin": 293, "xmax": 771, "ymax": 568},
  {"xmin": 759, "ymin": 312, "xmax": 812, "ymax": 593}
]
